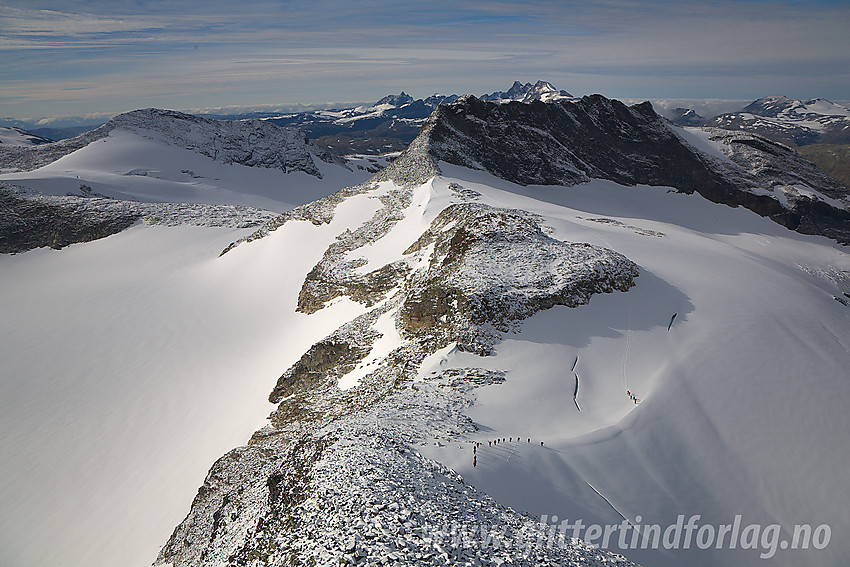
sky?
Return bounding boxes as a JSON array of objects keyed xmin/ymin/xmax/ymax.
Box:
[{"xmin": 1, "ymin": 0, "xmax": 849, "ymax": 120}]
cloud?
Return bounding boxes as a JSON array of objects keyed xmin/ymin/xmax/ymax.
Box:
[{"xmin": 1, "ymin": 0, "xmax": 848, "ymax": 117}]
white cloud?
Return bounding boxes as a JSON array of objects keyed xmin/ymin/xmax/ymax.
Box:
[{"xmin": 1, "ymin": 0, "xmax": 848, "ymax": 117}]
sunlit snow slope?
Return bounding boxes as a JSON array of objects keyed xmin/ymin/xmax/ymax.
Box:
[{"xmin": 0, "ymin": 192, "xmax": 386, "ymax": 567}]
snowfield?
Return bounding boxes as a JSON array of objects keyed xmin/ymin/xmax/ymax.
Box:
[
  {"xmin": 413, "ymin": 165, "xmax": 850, "ymax": 567},
  {"xmin": 0, "ymin": 128, "xmax": 377, "ymax": 212},
  {"xmin": 0, "ymin": 191, "xmax": 383, "ymax": 567},
  {"xmin": 2, "ymin": 132, "xmax": 850, "ymax": 566}
]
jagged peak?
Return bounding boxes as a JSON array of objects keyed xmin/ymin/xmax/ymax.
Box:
[{"xmin": 480, "ymin": 80, "xmax": 572, "ymax": 103}]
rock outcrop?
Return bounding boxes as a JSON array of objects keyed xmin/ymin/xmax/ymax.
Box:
[{"xmin": 0, "ymin": 184, "xmax": 276, "ymax": 253}]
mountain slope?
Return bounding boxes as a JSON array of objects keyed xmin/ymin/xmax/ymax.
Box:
[
  {"xmin": 390, "ymin": 94, "xmax": 849, "ymax": 243},
  {"xmin": 3, "ymin": 94, "xmax": 848, "ymax": 567},
  {"xmin": 0, "ymin": 126, "xmax": 53, "ymax": 146},
  {"xmin": 797, "ymin": 143, "xmax": 850, "ymax": 187},
  {"xmin": 155, "ymin": 96, "xmax": 850, "ymax": 567}
]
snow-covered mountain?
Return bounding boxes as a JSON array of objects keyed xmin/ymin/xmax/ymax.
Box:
[
  {"xmin": 480, "ymin": 80, "xmax": 574, "ymax": 103},
  {"xmin": 2, "ymin": 94, "xmax": 849, "ymax": 567},
  {"xmin": 0, "ymin": 126, "xmax": 53, "ymax": 146},
  {"xmin": 0, "ymin": 108, "xmax": 382, "ymax": 212},
  {"xmin": 667, "ymin": 107, "xmax": 705, "ymax": 126},
  {"xmin": 707, "ymin": 95, "xmax": 850, "ymax": 146}
]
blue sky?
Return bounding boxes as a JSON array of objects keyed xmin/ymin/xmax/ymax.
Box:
[{"xmin": 1, "ymin": 0, "xmax": 848, "ymax": 119}]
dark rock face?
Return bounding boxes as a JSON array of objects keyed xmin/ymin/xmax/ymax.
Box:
[
  {"xmin": 0, "ymin": 189, "xmax": 139, "ymax": 253},
  {"xmin": 426, "ymin": 95, "xmax": 727, "ymax": 189},
  {"xmin": 419, "ymin": 95, "xmax": 849, "ymax": 244},
  {"xmin": 704, "ymin": 130, "xmax": 850, "ymax": 242},
  {"xmin": 269, "ymin": 339, "xmax": 373, "ymax": 403}
]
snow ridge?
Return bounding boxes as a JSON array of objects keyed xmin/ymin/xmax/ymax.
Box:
[
  {"xmin": 0, "ymin": 108, "xmax": 344, "ymax": 176},
  {"xmin": 0, "ymin": 126, "xmax": 53, "ymax": 146}
]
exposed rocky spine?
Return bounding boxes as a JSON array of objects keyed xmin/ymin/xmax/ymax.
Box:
[{"xmin": 397, "ymin": 203, "xmax": 638, "ymax": 355}]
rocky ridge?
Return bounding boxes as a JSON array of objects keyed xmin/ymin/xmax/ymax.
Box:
[
  {"xmin": 417, "ymin": 95, "xmax": 849, "ymax": 243},
  {"xmin": 0, "ymin": 184, "xmax": 276, "ymax": 253},
  {"xmin": 158, "ymin": 99, "xmax": 643, "ymax": 566}
]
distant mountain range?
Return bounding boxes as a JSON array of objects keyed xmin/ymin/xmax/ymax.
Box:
[
  {"xmin": 4, "ymin": 84, "xmax": 849, "ymax": 188},
  {"xmin": 0, "ymin": 81, "xmax": 573, "ymax": 153},
  {"xmin": 251, "ymin": 80, "xmax": 575, "ymax": 154},
  {"xmin": 700, "ymin": 95, "xmax": 850, "ymax": 146}
]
